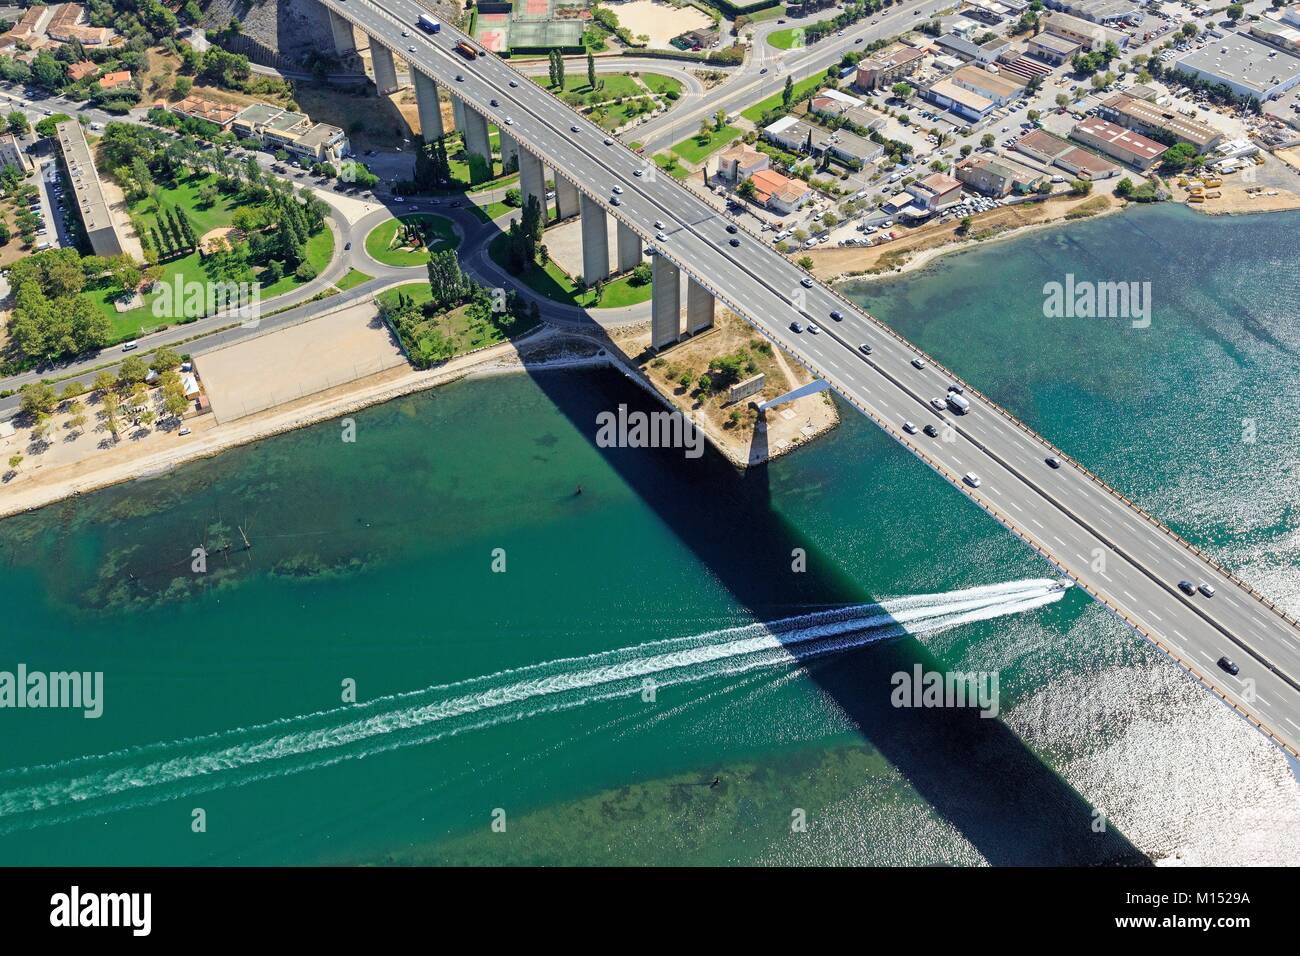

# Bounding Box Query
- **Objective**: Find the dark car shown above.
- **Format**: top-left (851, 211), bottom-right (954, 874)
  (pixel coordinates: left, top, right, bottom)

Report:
top-left (829, 309), bottom-right (843, 321)
top-left (858, 342), bottom-right (873, 355)
top-left (1177, 580), bottom-right (1196, 596)
top-left (947, 383), bottom-right (964, 395)
top-left (725, 223), bottom-right (738, 234)
top-left (923, 424), bottom-right (939, 437)
top-left (1217, 656), bottom-right (1239, 676)
top-left (1045, 456), bottom-right (1062, 469)
top-left (790, 321), bottom-right (804, 333)
top-left (489, 98), bottom-right (499, 107)
top-left (728, 237), bottom-right (740, 247)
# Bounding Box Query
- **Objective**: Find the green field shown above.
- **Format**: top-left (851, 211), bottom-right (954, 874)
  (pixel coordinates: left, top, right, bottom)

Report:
top-left (365, 214), bottom-right (459, 267)
top-left (640, 74), bottom-right (684, 97)
top-left (532, 73), bottom-right (645, 99)
top-left (653, 152), bottom-right (691, 180)
top-left (487, 234), bottom-right (652, 310)
top-left (669, 125), bottom-right (741, 164)
top-left (741, 73), bottom-right (825, 122)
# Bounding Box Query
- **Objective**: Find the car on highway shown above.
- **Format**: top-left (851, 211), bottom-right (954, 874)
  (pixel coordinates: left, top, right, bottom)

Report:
top-left (1198, 583), bottom-right (1216, 598)
top-left (807, 324), bottom-right (821, 334)
top-left (122, 341), bottom-right (138, 352)
top-left (1217, 656), bottom-right (1240, 676)
top-left (509, 79), bottom-right (519, 87)
top-left (902, 421), bottom-right (918, 435)
top-left (455, 74), bottom-right (464, 82)
top-left (654, 220), bottom-right (665, 229)
top-left (571, 125), bottom-right (580, 133)
top-left (344, 242), bottom-right (351, 251)
top-left (1177, 580), bottom-right (1196, 596)
top-left (911, 357), bottom-right (926, 369)
top-left (829, 309), bottom-right (842, 321)
top-left (760, 68), bottom-right (768, 74)
top-left (1045, 456), bottom-right (1062, 469)
top-left (963, 473), bottom-right (981, 488)
top-left (612, 185), bottom-right (623, 194)
top-left (790, 321), bottom-right (804, 333)
top-left (726, 223), bottom-right (738, 234)
top-left (858, 342), bottom-right (873, 355)
top-left (800, 277), bottom-right (813, 288)
top-left (728, 237), bottom-right (740, 247)
top-left (610, 196), bottom-right (622, 206)
top-left (603, 137), bottom-right (613, 145)
top-left (947, 383), bottom-right (964, 395)
top-left (490, 98), bottom-right (499, 107)
top-left (504, 117), bottom-right (514, 125)
top-left (929, 397), bottom-right (946, 411)
top-left (655, 231), bottom-right (667, 241)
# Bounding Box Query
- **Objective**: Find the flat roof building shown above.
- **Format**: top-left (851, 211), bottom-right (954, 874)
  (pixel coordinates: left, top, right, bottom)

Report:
top-left (956, 153), bottom-right (1046, 195)
top-left (55, 119), bottom-right (126, 257)
top-left (854, 44), bottom-right (926, 90)
top-left (1174, 31), bottom-right (1300, 101)
top-left (1070, 117), bottom-right (1167, 168)
top-left (1043, 11), bottom-right (1128, 50)
top-left (926, 77), bottom-right (997, 120)
top-left (0, 132), bottom-right (29, 172)
top-left (1098, 92), bottom-right (1223, 151)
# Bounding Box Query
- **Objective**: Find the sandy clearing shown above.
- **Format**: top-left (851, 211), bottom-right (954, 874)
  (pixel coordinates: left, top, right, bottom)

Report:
top-left (613, 0), bottom-right (712, 48)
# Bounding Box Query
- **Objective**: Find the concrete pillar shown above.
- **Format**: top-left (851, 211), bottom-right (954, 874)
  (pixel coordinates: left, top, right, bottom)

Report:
top-left (616, 221), bottom-right (641, 273)
top-left (580, 193), bottom-right (610, 284)
top-left (686, 276), bottom-right (715, 335)
top-left (555, 175), bottom-right (580, 221)
top-left (519, 148), bottom-right (548, 225)
top-left (328, 8), bottom-right (357, 56)
top-left (452, 96), bottom-right (466, 134)
top-left (499, 130), bottom-right (519, 172)
top-left (462, 106), bottom-right (492, 167)
top-left (651, 255), bottom-right (681, 350)
top-left (412, 70), bottom-right (443, 141)
top-left (371, 42), bottom-right (399, 95)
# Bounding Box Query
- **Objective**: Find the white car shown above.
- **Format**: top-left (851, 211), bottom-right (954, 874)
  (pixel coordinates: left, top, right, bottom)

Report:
top-left (903, 421), bottom-right (918, 434)
top-left (963, 473), bottom-right (982, 488)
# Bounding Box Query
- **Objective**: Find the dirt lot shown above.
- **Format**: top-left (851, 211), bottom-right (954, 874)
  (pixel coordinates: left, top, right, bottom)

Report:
top-left (805, 192), bottom-right (1121, 281)
top-left (612, 0), bottom-right (713, 48)
top-left (608, 310), bottom-right (839, 467)
top-left (194, 299), bottom-right (408, 423)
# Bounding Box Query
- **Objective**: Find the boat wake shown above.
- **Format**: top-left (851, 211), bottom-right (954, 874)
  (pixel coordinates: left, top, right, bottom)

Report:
top-left (0, 578), bottom-right (1070, 833)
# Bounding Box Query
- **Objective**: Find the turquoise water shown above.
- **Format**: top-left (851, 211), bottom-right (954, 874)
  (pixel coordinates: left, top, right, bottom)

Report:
top-left (0, 204), bottom-right (1296, 865)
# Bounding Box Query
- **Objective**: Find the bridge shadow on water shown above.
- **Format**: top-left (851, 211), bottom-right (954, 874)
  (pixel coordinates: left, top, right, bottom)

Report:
top-left (513, 354), bottom-right (1148, 866)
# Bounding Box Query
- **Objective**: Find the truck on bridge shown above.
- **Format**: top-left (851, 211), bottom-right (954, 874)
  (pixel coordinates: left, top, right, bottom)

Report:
top-left (417, 14), bottom-right (441, 33)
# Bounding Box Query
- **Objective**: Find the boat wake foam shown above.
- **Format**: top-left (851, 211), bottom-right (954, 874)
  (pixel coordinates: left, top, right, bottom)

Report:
top-left (0, 578), bottom-right (1069, 832)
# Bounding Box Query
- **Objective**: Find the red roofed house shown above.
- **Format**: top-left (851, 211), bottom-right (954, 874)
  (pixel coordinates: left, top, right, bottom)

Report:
top-left (748, 168), bottom-right (813, 214)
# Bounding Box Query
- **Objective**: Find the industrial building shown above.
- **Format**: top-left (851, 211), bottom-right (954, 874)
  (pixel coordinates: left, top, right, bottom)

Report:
top-left (1070, 117), bottom-right (1167, 169)
top-left (1173, 32), bottom-right (1300, 102)
top-left (1098, 93), bottom-right (1223, 152)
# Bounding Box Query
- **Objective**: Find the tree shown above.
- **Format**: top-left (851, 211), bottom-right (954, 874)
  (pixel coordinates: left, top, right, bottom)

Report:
top-left (6, 110), bottom-right (27, 135)
top-left (1226, 3), bottom-right (1244, 21)
top-left (93, 371), bottom-right (117, 395)
top-left (152, 347), bottom-right (182, 372)
top-left (980, 133), bottom-right (995, 149)
top-left (1161, 141), bottom-right (1197, 173)
top-left (737, 178), bottom-right (756, 200)
top-left (587, 50), bottom-right (598, 91)
top-left (118, 356), bottom-right (148, 386)
top-left (1070, 179), bottom-right (1093, 196)
top-left (19, 381), bottom-right (57, 417)
top-left (7, 454), bottom-right (21, 473)
top-left (891, 82), bottom-right (912, 100)
top-left (1115, 177), bottom-right (1134, 198)
top-left (782, 75), bottom-right (794, 109)
top-left (797, 255), bottom-right (814, 270)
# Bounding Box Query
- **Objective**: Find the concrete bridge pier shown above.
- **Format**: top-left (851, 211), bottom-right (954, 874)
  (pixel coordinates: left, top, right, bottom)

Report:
top-left (328, 8), bottom-right (357, 57)
top-left (499, 131), bottom-right (520, 172)
top-left (412, 70), bottom-right (443, 141)
top-left (616, 221), bottom-right (642, 273)
top-left (519, 149), bottom-right (548, 224)
top-left (580, 194), bottom-right (610, 284)
top-left (651, 255), bottom-right (681, 350)
top-left (555, 176), bottom-right (580, 221)
top-left (461, 107), bottom-right (493, 168)
top-left (686, 277), bottom-right (715, 335)
top-left (371, 42), bottom-right (400, 95)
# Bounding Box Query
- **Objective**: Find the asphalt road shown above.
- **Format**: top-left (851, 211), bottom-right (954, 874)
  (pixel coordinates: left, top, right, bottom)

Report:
top-left (324, 0), bottom-right (1300, 757)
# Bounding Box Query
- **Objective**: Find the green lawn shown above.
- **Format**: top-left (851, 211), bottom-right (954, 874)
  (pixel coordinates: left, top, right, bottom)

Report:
top-left (102, 173), bottom-right (337, 341)
top-left (669, 125), bottom-right (741, 165)
top-left (641, 73), bottom-right (683, 97)
top-left (365, 214), bottom-right (458, 267)
top-left (380, 282), bottom-right (540, 358)
top-left (765, 28), bottom-right (805, 50)
top-left (335, 268), bottom-right (373, 291)
top-left (741, 73), bottom-right (826, 123)
top-left (532, 73), bottom-right (644, 100)
top-left (487, 234), bottom-right (652, 310)
top-left (653, 152), bottom-right (691, 180)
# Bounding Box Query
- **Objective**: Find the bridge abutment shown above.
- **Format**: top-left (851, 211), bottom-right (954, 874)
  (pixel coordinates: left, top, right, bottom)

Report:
top-left (371, 43), bottom-right (400, 96)
top-left (327, 8), bottom-right (357, 57)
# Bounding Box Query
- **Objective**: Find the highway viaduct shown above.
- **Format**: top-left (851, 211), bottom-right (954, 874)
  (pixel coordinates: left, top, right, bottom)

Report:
top-left (315, 0), bottom-right (1300, 760)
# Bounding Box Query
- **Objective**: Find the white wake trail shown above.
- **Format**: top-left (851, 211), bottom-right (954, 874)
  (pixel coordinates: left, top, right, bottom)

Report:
top-left (0, 578), bottom-right (1067, 831)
